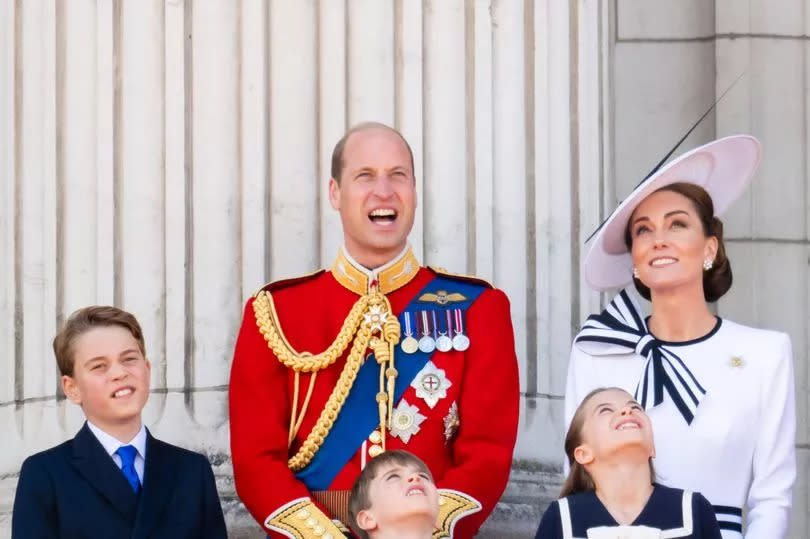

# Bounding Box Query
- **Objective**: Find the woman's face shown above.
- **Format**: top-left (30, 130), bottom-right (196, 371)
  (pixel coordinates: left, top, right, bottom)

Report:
top-left (628, 189), bottom-right (717, 295)
top-left (576, 389), bottom-right (654, 465)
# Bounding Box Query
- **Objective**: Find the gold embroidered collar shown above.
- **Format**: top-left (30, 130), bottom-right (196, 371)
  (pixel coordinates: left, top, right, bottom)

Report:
top-left (330, 245), bottom-right (420, 295)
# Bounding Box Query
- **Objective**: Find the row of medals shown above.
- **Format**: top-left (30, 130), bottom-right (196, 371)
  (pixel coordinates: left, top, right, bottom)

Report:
top-left (399, 308), bottom-right (470, 354)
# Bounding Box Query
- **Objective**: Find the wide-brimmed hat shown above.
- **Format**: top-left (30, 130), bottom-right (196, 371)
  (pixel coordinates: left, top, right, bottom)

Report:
top-left (583, 135), bottom-right (761, 291)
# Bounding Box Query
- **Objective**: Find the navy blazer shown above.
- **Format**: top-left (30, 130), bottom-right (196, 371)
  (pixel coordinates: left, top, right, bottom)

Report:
top-left (12, 422), bottom-right (227, 539)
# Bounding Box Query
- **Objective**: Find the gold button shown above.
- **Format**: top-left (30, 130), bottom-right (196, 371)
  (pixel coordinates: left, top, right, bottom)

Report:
top-left (313, 525), bottom-right (325, 535)
top-left (306, 517), bottom-right (317, 528)
top-left (369, 444), bottom-right (384, 458)
top-left (369, 430), bottom-right (382, 444)
top-left (297, 509), bottom-right (310, 519)
top-left (323, 534), bottom-right (333, 539)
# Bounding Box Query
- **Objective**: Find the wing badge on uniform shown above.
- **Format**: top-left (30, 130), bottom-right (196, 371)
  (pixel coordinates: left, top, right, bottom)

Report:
top-left (418, 290), bottom-right (467, 305)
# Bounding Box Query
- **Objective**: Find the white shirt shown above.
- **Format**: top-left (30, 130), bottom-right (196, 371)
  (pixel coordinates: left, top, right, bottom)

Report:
top-left (86, 421), bottom-right (147, 483)
top-left (566, 319), bottom-right (796, 539)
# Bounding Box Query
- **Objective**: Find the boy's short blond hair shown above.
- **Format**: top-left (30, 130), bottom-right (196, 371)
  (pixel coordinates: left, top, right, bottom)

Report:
top-left (53, 306), bottom-right (146, 376)
top-left (348, 450), bottom-right (433, 539)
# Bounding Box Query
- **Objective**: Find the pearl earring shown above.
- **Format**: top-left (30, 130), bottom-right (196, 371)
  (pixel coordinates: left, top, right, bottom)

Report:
top-left (633, 267), bottom-right (639, 279)
top-left (703, 259), bottom-right (713, 271)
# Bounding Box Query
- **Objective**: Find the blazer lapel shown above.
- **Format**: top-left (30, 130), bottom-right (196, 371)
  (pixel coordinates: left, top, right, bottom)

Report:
top-left (71, 423), bottom-right (140, 522)
top-left (132, 430), bottom-right (178, 538)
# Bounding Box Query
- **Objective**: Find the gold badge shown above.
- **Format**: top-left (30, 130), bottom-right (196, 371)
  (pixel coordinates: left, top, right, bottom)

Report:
top-left (418, 290), bottom-right (467, 305)
top-left (443, 401), bottom-right (460, 444)
top-left (730, 356), bottom-right (744, 368)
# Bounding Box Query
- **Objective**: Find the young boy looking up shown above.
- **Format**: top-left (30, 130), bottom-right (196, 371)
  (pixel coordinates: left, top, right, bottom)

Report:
top-left (12, 306), bottom-right (227, 538)
top-left (349, 450), bottom-right (439, 539)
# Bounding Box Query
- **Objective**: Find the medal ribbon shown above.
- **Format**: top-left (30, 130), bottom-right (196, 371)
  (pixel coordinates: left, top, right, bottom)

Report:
top-left (403, 311), bottom-right (413, 337)
top-left (420, 310), bottom-right (431, 337)
top-left (453, 308), bottom-right (465, 336)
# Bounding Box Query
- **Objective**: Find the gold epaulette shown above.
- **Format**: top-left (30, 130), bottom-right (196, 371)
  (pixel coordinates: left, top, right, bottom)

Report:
top-left (253, 269), bottom-right (326, 298)
top-left (265, 498), bottom-right (346, 539)
top-left (428, 266), bottom-right (493, 289)
top-left (433, 489), bottom-right (482, 538)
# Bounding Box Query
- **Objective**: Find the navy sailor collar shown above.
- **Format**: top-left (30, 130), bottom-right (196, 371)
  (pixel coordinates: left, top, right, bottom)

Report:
top-left (559, 485), bottom-right (696, 538)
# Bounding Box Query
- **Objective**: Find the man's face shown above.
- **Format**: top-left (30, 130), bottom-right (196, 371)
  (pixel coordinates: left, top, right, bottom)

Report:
top-left (62, 326), bottom-right (151, 439)
top-left (357, 461), bottom-right (439, 534)
top-left (329, 127), bottom-right (417, 268)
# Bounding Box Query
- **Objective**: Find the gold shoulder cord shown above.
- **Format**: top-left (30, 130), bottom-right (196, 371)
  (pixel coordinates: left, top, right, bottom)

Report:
top-left (253, 287), bottom-right (400, 472)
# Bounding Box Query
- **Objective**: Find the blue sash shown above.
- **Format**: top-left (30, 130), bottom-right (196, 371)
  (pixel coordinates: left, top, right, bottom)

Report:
top-left (295, 276), bottom-right (486, 490)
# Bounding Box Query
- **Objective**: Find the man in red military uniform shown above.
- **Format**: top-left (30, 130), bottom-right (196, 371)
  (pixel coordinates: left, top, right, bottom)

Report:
top-left (229, 123), bottom-right (519, 538)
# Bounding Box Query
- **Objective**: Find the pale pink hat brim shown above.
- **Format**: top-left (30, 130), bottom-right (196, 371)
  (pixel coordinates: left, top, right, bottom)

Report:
top-left (584, 135), bottom-right (761, 291)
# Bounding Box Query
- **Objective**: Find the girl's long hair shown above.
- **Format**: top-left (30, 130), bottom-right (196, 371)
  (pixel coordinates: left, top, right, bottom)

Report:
top-left (560, 387), bottom-right (655, 497)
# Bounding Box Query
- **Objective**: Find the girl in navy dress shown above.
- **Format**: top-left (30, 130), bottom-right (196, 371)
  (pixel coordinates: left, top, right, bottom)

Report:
top-left (535, 387), bottom-right (720, 539)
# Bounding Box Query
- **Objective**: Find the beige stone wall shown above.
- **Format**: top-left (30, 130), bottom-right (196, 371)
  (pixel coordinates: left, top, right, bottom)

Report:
top-left (0, 1), bottom-right (806, 537)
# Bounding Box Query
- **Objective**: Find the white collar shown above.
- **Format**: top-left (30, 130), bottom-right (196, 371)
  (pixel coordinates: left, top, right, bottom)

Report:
top-left (87, 420), bottom-right (148, 460)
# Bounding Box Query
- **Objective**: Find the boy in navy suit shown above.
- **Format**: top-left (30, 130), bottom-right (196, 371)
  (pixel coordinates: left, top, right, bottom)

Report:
top-left (12, 306), bottom-right (227, 538)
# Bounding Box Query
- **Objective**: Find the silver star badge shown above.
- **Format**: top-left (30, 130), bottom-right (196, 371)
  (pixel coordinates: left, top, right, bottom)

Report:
top-left (410, 361), bottom-right (452, 409)
top-left (363, 305), bottom-right (388, 333)
top-left (390, 399), bottom-right (426, 443)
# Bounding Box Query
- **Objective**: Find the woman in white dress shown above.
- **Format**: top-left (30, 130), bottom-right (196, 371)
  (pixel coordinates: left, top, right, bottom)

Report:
top-left (566, 135), bottom-right (796, 538)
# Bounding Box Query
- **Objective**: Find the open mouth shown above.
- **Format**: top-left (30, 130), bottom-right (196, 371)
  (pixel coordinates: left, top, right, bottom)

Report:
top-left (368, 208), bottom-right (398, 225)
top-left (112, 387), bottom-right (135, 399)
top-left (406, 487), bottom-right (426, 497)
top-left (615, 418), bottom-right (641, 431)
top-left (649, 257), bottom-right (677, 267)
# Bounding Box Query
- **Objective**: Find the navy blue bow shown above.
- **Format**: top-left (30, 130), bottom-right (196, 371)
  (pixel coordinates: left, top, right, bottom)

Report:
top-left (574, 289), bottom-right (706, 424)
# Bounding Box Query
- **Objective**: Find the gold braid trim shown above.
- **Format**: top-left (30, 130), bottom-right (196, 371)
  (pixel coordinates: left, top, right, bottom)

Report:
top-left (253, 288), bottom-right (400, 472)
top-left (433, 489), bottom-right (482, 539)
top-left (287, 321), bottom-right (372, 471)
top-left (253, 290), bottom-right (370, 373)
top-left (265, 499), bottom-right (345, 539)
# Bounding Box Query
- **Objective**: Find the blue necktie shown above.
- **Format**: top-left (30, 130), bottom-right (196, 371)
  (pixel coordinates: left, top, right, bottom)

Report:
top-left (116, 445), bottom-right (141, 494)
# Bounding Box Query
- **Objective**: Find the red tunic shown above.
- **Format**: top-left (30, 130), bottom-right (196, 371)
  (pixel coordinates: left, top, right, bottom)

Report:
top-left (229, 261), bottom-right (519, 537)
